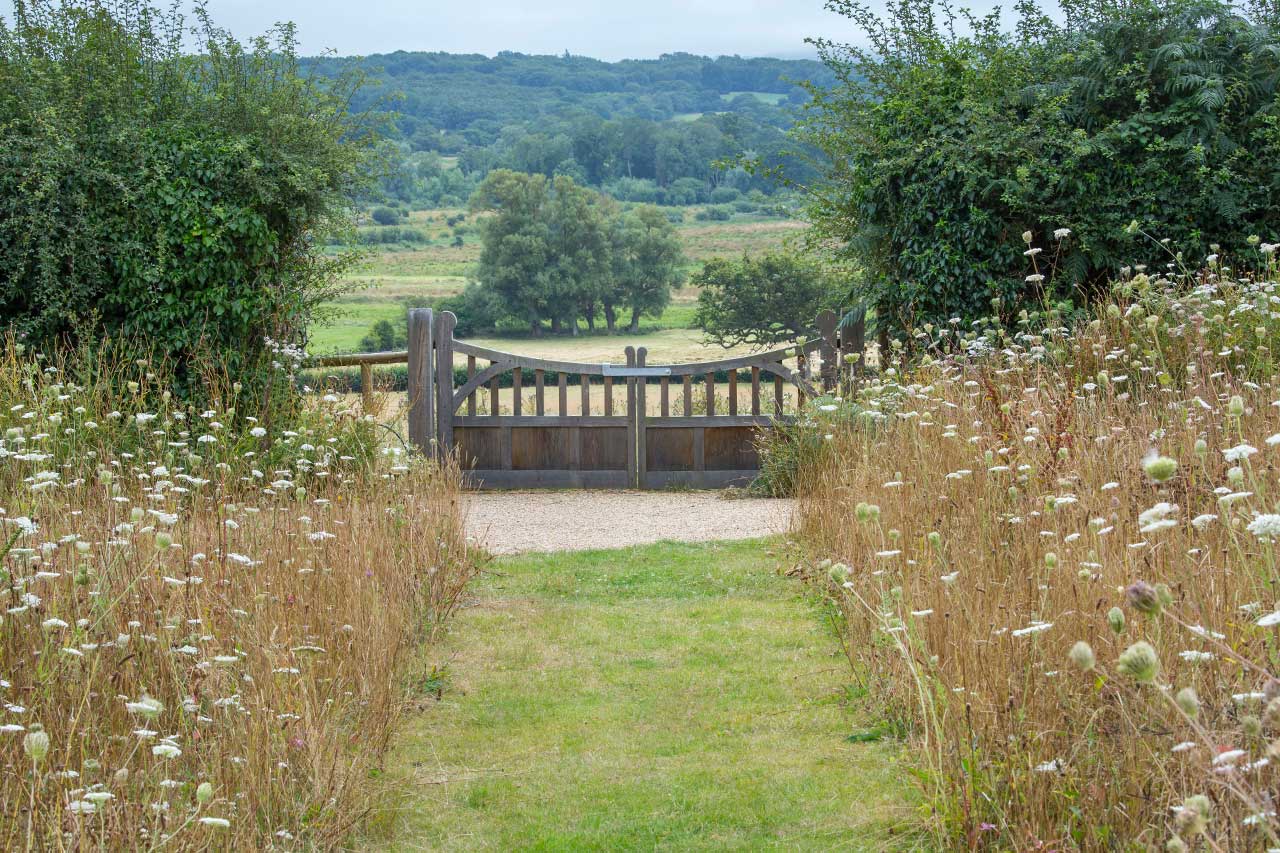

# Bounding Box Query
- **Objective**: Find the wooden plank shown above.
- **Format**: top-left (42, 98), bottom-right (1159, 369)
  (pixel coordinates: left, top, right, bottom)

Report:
top-left (728, 370), bottom-right (737, 416)
top-left (642, 470), bottom-right (758, 490)
top-left (453, 415), bottom-right (628, 428)
top-left (500, 425), bottom-right (513, 470)
top-left (312, 350), bottom-right (408, 368)
top-left (512, 366), bottom-right (522, 417)
top-left (751, 366), bottom-right (761, 416)
top-left (642, 415), bottom-right (776, 428)
top-left (569, 425), bottom-right (581, 470)
top-left (434, 311), bottom-right (456, 454)
top-left (693, 427), bottom-right (705, 472)
top-left (558, 372), bottom-right (568, 416)
top-left (466, 355), bottom-right (477, 416)
top-left (705, 373), bottom-right (715, 417)
top-left (604, 376), bottom-right (613, 417)
top-left (406, 308), bottom-right (434, 454)
top-left (774, 375), bottom-right (784, 416)
top-left (489, 365), bottom-right (500, 417)
top-left (463, 469), bottom-right (632, 490)
top-left (580, 374), bottom-right (590, 416)
top-left (535, 369), bottom-right (545, 416)
top-left (660, 377), bottom-right (670, 417)
top-left (644, 426), bottom-right (694, 471)
top-left (683, 376), bottom-right (692, 416)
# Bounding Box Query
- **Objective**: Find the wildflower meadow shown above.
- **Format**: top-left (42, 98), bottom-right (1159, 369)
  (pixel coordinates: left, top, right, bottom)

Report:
top-left (0, 341), bottom-right (475, 848)
top-left (795, 236), bottom-right (1280, 848)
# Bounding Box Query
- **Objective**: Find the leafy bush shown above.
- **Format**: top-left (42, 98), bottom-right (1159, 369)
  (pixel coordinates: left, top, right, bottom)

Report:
top-left (0, 1), bottom-right (376, 402)
top-left (708, 186), bottom-right (740, 204)
top-left (369, 205), bottom-right (402, 225)
top-left (694, 205), bottom-right (732, 221)
top-left (797, 0), bottom-right (1280, 340)
top-left (693, 252), bottom-right (843, 347)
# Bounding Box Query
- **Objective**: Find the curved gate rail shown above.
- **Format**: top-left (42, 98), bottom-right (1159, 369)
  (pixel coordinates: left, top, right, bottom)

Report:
top-left (313, 307), bottom-right (866, 489)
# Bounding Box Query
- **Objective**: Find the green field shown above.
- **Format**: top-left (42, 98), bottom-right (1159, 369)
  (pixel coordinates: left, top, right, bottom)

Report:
top-left (310, 206), bottom-right (805, 356)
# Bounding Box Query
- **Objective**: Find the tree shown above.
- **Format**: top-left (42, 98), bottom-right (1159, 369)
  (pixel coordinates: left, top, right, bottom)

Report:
top-left (611, 206), bottom-right (685, 332)
top-left (470, 170), bottom-right (553, 333)
top-left (0, 0), bottom-right (376, 402)
top-left (795, 0), bottom-right (1280, 340)
top-left (693, 253), bottom-right (841, 348)
top-left (470, 170), bottom-right (613, 335)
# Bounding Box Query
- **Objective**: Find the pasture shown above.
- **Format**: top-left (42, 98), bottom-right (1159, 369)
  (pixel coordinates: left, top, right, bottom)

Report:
top-left (310, 206), bottom-right (805, 356)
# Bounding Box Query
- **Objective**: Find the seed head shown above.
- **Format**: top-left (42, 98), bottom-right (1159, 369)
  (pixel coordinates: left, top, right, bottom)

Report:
top-left (1175, 686), bottom-right (1200, 718)
top-left (1143, 454), bottom-right (1178, 483)
top-left (1229, 395), bottom-right (1245, 417)
top-left (23, 725), bottom-right (50, 763)
top-left (196, 782), bottom-right (214, 804)
top-left (1068, 641), bottom-right (1095, 671)
top-left (1107, 606), bottom-right (1126, 634)
top-left (1126, 581), bottom-right (1162, 616)
top-left (1117, 641), bottom-right (1160, 683)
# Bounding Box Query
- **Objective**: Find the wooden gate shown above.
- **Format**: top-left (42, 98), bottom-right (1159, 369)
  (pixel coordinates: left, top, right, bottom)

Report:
top-left (389, 308), bottom-right (864, 490)
top-left (315, 309), bottom-right (864, 489)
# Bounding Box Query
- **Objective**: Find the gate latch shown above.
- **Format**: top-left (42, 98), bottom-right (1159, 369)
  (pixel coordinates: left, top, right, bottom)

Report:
top-left (601, 364), bottom-right (672, 377)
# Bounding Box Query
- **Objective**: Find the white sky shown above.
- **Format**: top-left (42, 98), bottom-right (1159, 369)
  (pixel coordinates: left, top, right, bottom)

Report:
top-left (3, 0), bottom-right (1016, 60)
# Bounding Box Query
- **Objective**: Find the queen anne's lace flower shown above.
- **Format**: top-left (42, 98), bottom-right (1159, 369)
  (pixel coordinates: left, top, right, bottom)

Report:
top-left (1247, 513), bottom-right (1280, 542)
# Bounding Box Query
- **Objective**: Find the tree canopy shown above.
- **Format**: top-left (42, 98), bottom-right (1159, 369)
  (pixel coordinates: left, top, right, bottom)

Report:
top-left (693, 253), bottom-right (843, 348)
top-left (0, 0), bottom-right (377, 396)
top-left (794, 0), bottom-right (1280, 340)
top-left (468, 170), bottom-right (685, 335)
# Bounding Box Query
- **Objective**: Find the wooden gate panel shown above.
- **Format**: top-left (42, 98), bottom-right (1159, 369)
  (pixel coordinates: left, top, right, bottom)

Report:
top-left (511, 426), bottom-right (572, 470)
top-left (646, 427), bottom-right (695, 471)
top-left (580, 425), bottom-right (628, 470)
top-left (454, 426), bottom-right (502, 470)
top-left (703, 426), bottom-right (759, 471)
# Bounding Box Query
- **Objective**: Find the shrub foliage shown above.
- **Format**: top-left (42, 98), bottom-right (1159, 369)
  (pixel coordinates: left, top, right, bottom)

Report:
top-left (0, 0), bottom-right (377, 393)
top-left (796, 0), bottom-right (1280, 339)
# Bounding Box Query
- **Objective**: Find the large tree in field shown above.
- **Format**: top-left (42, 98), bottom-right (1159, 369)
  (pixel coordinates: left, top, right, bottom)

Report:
top-left (0, 0), bottom-right (377, 400)
top-left (693, 252), bottom-right (842, 348)
top-left (610, 205), bottom-right (685, 333)
top-left (470, 169), bottom-right (613, 335)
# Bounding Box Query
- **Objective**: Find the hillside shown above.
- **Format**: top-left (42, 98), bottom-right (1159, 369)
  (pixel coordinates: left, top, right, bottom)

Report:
top-left (305, 52), bottom-right (832, 207)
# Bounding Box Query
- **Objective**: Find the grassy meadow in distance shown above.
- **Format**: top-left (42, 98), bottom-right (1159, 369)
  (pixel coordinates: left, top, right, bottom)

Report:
top-left (310, 206), bottom-right (805, 357)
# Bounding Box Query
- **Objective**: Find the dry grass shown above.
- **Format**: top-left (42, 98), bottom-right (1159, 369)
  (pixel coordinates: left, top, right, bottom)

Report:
top-left (795, 250), bottom-right (1280, 848)
top-left (0, 342), bottom-right (477, 848)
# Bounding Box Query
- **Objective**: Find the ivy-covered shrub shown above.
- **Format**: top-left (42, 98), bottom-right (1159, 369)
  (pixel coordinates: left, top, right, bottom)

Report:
top-left (797, 0), bottom-right (1280, 340)
top-left (0, 1), bottom-right (378, 404)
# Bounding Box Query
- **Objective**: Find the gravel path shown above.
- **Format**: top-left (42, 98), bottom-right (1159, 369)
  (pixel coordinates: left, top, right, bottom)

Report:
top-left (464, 490), bottom-right (794, 554)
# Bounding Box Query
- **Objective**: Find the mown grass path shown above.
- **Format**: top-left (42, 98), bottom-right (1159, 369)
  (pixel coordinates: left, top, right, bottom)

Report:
top-left (375, 539), bottom-right (909, 850)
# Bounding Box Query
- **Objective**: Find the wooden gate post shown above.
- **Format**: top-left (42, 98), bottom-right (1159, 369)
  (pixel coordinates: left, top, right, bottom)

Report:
top-left (407, 308), bottom-right (435, 454)
top-left (816, 310), bottom-right (838, 393)
top-left (624, 346), bottom-right (637, 489)
top-left (434, 311), bottom-right (457, 455)
top-left (635, 348), bottom-right (648, 489)
top-left (840, 307), bottom-right (867, 392)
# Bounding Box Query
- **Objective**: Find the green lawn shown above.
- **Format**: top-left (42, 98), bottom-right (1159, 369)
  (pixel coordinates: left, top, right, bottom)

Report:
top-left (367, 539), bottom-right (916, 851)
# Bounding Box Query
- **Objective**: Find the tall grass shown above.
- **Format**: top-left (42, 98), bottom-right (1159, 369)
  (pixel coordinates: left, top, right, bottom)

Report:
top-left (797, 243), bottom-right (1280, 848)
top-left (0, 340), bottom-right (476, 848)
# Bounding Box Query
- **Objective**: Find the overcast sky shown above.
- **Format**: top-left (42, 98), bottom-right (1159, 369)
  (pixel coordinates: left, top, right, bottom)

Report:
top-left (0, 0), bottom-right (862, 59)
top-left (2, 0), bottom-right (1025, 60)
top-left (195, 0), bottom-right (853, 59)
